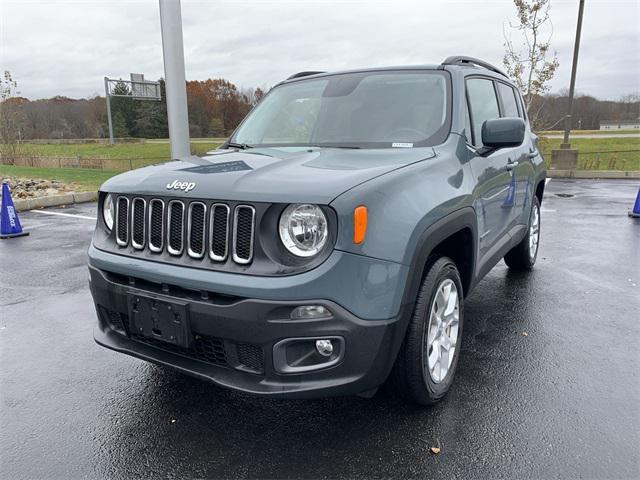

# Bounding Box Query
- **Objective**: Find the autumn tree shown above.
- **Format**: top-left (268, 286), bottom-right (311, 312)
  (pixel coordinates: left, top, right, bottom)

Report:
top-left (0, 71), bottom-right (25, 163)
top-left (186, 79), bottom-right (255, 137)
top-left (503, 0), bottom-right (559, 128)
top-left (253, 87), bottom-right (265, 105)
top-left (3, 76), bottom-right (263, 141)
top-left (242, 86), bottom-right (266, 107)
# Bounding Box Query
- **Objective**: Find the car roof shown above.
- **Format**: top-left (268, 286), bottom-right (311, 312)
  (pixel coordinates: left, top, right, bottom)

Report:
top-left (281, 62), bottom-right (514, 88)
top-left (280, 65), bottom-right (443, 85)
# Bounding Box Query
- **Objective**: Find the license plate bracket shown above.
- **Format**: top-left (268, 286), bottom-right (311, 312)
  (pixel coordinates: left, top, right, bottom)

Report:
top-left (127, 292), bottom-right (192, 348)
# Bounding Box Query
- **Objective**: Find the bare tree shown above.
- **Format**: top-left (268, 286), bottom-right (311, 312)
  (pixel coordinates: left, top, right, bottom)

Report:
top-left (503, 0), bottom-right (560, 128)
top-left (0, 71), bottom-right (25, 163)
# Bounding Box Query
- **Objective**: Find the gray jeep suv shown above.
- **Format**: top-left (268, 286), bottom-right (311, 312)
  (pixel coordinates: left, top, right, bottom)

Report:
top-left (89, 56), bottom-right (546, 404)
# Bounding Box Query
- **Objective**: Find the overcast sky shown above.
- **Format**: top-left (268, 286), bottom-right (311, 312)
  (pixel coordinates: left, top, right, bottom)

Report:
top-left (1, 0), bottom-right (639, 100)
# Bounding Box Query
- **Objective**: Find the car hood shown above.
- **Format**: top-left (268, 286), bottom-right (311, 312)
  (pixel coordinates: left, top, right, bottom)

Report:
top-left (100, 146), bottom-right (436, 204)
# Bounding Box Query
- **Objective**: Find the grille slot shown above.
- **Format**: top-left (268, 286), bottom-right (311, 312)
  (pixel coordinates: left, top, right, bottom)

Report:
top-left (167, 200), bottom-right (185, 255)
top-left (188, 202), bottom-right (206, 258)
top-left (131, 198), bottom-right (146, 249)
top-left (116, 197), bottom-right (129, 246)
top-left (233, 205), bottom-right (255, 264)
top-left (148, 199), bottom-right (164, 252)
top-left (209, 203), bottom-right (230, 261)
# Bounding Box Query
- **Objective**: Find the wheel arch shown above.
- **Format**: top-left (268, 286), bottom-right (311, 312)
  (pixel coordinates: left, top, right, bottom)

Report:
top-left (383, 207), bottom-right (477, 394)
top-left (401, 207), bottom-right (478, 309)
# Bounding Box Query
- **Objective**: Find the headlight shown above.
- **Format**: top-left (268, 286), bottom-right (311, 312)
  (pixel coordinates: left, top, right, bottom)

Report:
top-left (103, 193), bottom-right (114, 231)
top-left (278, 204), bottom-right (328, 257)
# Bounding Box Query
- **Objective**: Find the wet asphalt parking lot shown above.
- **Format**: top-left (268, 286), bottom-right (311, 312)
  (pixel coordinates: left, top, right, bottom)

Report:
top-left (1, 179), bottom-right (639, 479)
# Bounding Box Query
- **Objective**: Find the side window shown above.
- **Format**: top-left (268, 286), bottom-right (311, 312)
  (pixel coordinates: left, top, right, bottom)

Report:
top-left (517, 91), bottom-right (528, 120)
top-left (497, 82), bottom-right (520, 118)
top-left (466, 78), bottom-right (500, 147)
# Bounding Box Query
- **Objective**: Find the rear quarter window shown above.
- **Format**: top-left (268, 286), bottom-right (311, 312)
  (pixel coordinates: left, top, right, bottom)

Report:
top-left (497, 82), bottom-right (520, 118)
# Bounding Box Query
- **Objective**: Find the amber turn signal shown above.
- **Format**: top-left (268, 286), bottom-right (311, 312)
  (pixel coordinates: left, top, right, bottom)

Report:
top-left (353, 206), bottom-right (367, 244)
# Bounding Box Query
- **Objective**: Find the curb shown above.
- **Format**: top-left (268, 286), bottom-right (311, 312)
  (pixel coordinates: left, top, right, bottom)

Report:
top-left (12, 191), bottom-right (97, 212)
top-left (547, 170), bottom-right (640, 179)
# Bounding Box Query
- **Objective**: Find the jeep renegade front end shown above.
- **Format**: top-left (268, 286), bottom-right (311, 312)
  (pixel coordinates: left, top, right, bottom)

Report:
top-left (89, 57), bottom-right (546, 404)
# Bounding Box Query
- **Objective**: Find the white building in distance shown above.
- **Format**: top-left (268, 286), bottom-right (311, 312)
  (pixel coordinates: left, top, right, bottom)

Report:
top-left (599, 118), bottom-right (640, 130)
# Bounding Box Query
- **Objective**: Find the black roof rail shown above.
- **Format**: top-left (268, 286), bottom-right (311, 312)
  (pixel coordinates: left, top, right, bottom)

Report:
top-left (286, 71), bottom-right (325, 80)
top-left (441, 56), bottom-right (508, 78)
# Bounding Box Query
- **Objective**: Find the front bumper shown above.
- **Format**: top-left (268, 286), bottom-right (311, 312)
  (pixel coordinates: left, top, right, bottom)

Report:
top-left (89, 265), bottom-right (409, 398)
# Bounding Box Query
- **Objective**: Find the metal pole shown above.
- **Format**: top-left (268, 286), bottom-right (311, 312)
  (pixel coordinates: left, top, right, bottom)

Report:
top-left (104, 77), bottom-right (114, 145)
top-left (561, 0), bottom-right (585, 148)
top-left (159, 0), bottom-right (191, 159)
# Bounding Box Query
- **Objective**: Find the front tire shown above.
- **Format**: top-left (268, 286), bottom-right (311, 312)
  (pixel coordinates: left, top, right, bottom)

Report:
top-left (504, 196), bottom-right (541, 270)
top-left (390, 257), bottom-right (464, 405)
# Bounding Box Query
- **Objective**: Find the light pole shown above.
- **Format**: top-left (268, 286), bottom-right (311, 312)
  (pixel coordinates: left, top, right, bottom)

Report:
top-left (104, 77), bottom-right (114, 145)
top-left (561, 0), bottom-right (585, 148)
top-left (159, 0), bottom-right (191, 159)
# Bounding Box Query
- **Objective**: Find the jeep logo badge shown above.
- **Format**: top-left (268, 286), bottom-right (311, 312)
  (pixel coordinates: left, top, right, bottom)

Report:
top-left (166, 180), bottom-right (196, 192)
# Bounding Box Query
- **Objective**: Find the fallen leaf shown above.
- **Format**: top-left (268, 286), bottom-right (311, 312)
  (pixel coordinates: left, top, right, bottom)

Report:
top-left (521, 331), bottom-right (529, 336)
top-left (430, 447), bottom-right (441, 454)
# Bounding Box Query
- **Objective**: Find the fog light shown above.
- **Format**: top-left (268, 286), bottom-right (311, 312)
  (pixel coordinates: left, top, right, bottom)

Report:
top-left (273, 336), bottom-right (344, 373)
top-left (315, 339), bottom-right (334, 357)
top-left (290, 305), bottom-right (332, 320)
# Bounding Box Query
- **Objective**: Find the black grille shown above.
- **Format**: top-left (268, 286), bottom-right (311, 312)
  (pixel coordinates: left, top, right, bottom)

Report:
top-left (116, 197), bottom-right (128, 245)
top-left (113, 196), bottom-right (255, 265)
top-left (210, 204), bottom-right (229, 261)
top-left (131, 333), bottom-right (228, 367)
top-left (168, 201), bottom-right (184, 255)
top-left (188, 202), bottom-right (206, 258)
top-left (131, 198), bottom-right (145, 248)
top-left (233, 206), bottom-right (254, 263)
top-left (237, 343), bottom-right (264, 373)
top-left (149, 200), bottom-right (164, 251)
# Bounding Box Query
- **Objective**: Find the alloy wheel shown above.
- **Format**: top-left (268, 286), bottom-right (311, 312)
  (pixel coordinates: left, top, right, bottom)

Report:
top-left (529, 204), bottom-right (540, 260)
top-left (424, 279), bottom-right (459, 383)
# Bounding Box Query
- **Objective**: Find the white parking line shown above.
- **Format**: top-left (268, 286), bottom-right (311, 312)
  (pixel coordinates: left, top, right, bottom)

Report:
top-left (31, 210), bottom-right (96, 221)
top-left (24, 222), bottom-right (57, 229)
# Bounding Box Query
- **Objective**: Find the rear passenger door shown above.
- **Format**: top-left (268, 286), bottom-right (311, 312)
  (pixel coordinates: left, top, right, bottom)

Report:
top-left (465, 77), bottom-right (515, 266)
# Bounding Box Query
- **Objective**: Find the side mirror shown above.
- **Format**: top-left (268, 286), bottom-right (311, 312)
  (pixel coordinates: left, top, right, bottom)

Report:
top-left (480, 118), bottom-right (525, 155)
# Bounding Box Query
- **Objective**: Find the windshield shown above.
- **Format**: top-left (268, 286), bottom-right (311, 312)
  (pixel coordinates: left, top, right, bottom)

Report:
top-left (231, 70), bottom-right (450, 149)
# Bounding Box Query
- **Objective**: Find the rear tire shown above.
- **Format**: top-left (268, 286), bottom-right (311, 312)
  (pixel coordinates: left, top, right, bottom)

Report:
top-left (504, 196), bottom-right (541, 270)
top-left (390, 256), bottom-right (464, 405)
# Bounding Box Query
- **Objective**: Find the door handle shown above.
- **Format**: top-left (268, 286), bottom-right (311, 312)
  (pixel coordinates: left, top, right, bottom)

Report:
top-left (506, 160), bottom-right (519, 171)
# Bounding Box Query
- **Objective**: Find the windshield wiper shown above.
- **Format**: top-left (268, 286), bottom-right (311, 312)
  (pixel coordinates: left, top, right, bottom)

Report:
top-left (309, 144), bottom-right (361, 149)
top-left (227, 141), bottom-right (253, 150)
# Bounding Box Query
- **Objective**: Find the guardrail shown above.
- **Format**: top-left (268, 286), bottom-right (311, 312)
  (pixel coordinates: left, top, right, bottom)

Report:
top-left (540, 149), bottom-right (640, 171)
top-left (1, 155), bottom-right (172, 172)
top-left (2, 148), bottom-right (639, 173)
